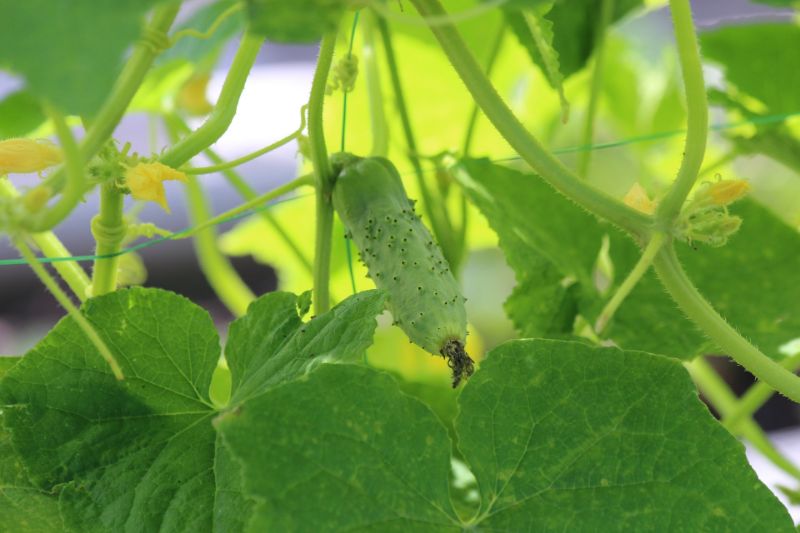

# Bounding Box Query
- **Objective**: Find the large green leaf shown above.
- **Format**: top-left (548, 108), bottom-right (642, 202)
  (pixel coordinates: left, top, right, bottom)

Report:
top-left (701, 24), bottom-right (800, 114)
top-left (246, 0), bottom-right (352, 43)
top-left (0, 0), bottom-right (163, 116)
top-left (0, 287), bottom-right (385, 531)
top-left (218, 339), bottom-right (793, 530)
top-left (0, 356), bottom-right (63, 532)
top-left (457, 158), bottom-right (800, 360)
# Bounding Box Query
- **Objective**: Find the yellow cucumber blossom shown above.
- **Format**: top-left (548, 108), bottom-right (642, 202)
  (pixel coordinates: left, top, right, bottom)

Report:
top-left (125, 162), bottom-right (187, 213)
top-left (623, 183), bottom-right (656, 215)
top-left (0, 138), bottom-right (62, 174)
top-left (176, 73), bottom-right (214, 116)
top-left (692, 179), bottom-right (750, 209)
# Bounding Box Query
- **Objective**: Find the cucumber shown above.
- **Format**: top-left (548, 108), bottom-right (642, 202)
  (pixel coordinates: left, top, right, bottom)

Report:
top-left (332, 154), bottom-right (473, 387)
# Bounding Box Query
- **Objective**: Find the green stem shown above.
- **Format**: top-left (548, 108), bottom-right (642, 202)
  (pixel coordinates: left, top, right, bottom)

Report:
top-left (31, 105), bottom-right (86, 232)
top-left (408, 0), bottom-right (652, 236)
top-left (687, 357), bottom-right (800, 481)
top-left (723, 352), bottom-right (800, 433)
top-left (174, 174), bottom-right (313, 241)
top-left (654, 0), bottom-right (708, 225)
top-left (90, 183), bottom-right (126, 296)
top-left (594, 232), bottom-right (665, 334)
top-left (160, 33), bottom-right (264, 168)
top-left (375, 14), bottom-right (456, 259)
top-left (362, 10), bottom-right (389, 157)
top-left (38, 4), bottom-right (180, 199)
top-left (462, 22), bottom-right (505, 156)
top-left (184, 105), bottom-right (307, 175)
top-left (0, 179), bottom-right (91, 301)
top-left (578, 0), bottom-right (615, 180)
top-left (16, 238), bottom-right (123, 379)
top-left (184, 177), bottom-right (255, 317)
top-left (653, 244), bottom-right (800, 403)
top-left (308, 29), bottom-right (339, 315)
top-left (167, 114), bottom-right (314, 275)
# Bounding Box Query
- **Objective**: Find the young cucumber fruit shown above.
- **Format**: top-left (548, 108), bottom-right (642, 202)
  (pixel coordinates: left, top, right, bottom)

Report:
top-left (331, 153), bottom-right (474, 386)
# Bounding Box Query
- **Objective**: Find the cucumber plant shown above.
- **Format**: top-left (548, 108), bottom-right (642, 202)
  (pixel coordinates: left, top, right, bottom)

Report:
top-left (1, 0), bottom-right (800, 531)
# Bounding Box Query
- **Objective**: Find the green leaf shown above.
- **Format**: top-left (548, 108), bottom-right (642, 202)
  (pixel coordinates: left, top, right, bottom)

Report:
top-left (0, 91), bottom-right (45, 139)
top-left (1, 356), bottom-right (64, 532)
top-left (218, 339), bottom-right (793, 530)
top-left (0, 287), bottom-right (385, 531)
top-left (701, 23), bottom-right (800, 114)
top-left (246, 0), bottom-right (351, 43)
top-left (0, 0), bottom-right (162, 116)
top-left (533, 0), bottom-right (644, 78)
top-left (217, 364), bottom-right (461, 531)
top-left (504, 3), bottom-right (570, 121)
top-left (457, 158), bottom-right (800, 361)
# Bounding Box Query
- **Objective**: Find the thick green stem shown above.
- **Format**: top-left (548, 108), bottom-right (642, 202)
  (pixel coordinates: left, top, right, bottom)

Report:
top-left (375, 14), bottom-right (456, 259)
top-left (462, 22), bottom-right (505, 156)
top-left (723, 352), bottom-right (800, 433)
top-left (687, 357), bottom-right (800, 482)
top-left (595, 232), bottom-right (665, 334)
top-left (408, 0), bottom-right (651, 236)
top-left (578, 0), bottom-right (615, 179)
top-left (184, 177), bottom-right (255, 317)
top-left (38, 4), bottom-right (180, 200)
top-left (16, 238), bottom-right (123, 379)
top-left (653, 244), bottom-right (800, 403)
top-left (309, 29), bottom-right (339, 315)
top-left (0, 179), bottom-right (91, 301)
top-left (160, 33), bottom-right (264, 168)
top-left (654, 0), bottom-right (708, 225)
top-left (90, 183), bottom-right (126, 296)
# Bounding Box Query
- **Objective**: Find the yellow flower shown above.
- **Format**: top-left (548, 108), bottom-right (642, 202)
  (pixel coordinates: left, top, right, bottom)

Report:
top-left (125, 162), bottom-right (187, 213)
top-left (707, 179), bottom-right (750, 206)
top-left (176, 73), bottom-right (213, 116)
top-left (623, 183), bottom-right (656, 214)
top-left (0, 138), bottom-right (62, 174)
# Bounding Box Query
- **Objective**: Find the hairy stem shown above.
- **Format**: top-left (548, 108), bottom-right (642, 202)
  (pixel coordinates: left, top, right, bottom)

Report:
top-left (655, 0), bottom-right (708, 224)
top-left (309, 29), bottom-right (339, 315)
top-left (653, 244), bottom-right (800, 403)
top-left (595, 232), bottom-right (665, 334)
top-left (723, 352), bottom-right (800, 433)
top-left (578, 0), bottom-right (615, 179)
top-left (90, 183), bottom-right (126, 296)
top-left (408, 0), bottom-right (652, 236)
top-left (687, 357), bottom-right (800, 482)
top-left (160, 33), bottom-right (264, 168)
top-left (16, 238), bottom-right (123, 379)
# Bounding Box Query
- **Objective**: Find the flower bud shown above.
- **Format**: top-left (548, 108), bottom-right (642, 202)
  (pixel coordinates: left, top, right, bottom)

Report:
top-left (0, 138), bottom-right (62, 174)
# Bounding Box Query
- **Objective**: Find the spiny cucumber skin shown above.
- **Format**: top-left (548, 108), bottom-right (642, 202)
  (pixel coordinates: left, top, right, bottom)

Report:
top-left (332, 156), bottom-right (467, 356)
